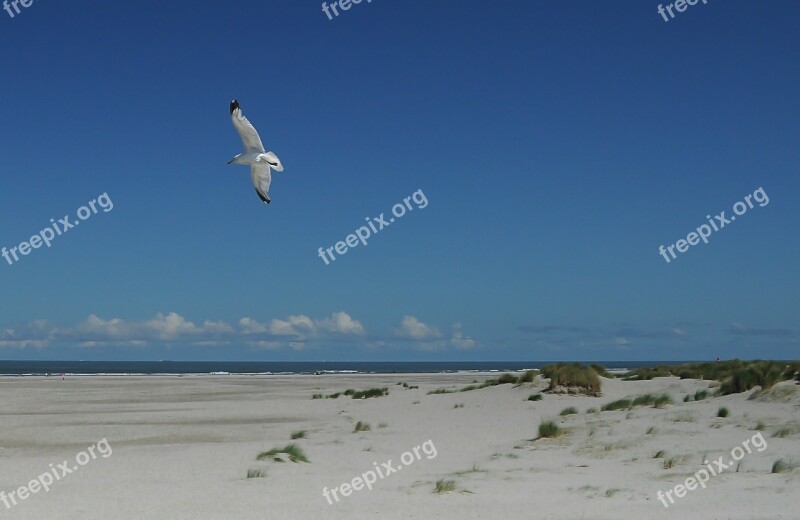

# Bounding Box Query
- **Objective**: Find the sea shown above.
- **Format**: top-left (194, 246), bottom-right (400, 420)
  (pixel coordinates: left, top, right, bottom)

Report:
top-left (0, 360), bottom-right (695, 376)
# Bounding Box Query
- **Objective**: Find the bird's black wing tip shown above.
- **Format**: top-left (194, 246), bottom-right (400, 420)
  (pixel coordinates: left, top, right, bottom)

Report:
top-left (230, 99), bottom-right (240, 115)
top-left (255, 189), bottom-right (271, 205)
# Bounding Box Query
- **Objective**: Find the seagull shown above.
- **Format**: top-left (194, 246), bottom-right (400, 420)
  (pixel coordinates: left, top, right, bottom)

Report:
top-left (227, 99), bottom-right (284, 204)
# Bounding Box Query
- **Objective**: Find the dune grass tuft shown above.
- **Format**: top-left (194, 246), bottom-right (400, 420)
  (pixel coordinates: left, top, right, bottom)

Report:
top-left (435, 479), bottom-right (456, 494)
top-left (538, 420), bottom-right (562, 439)
top-left (354, 421), bottom-right (371, 433)
top-left (497, 373), bottom-right (518, 385)
top-left (541, 363), bottom-right (602, 395)
top-left (771, 459), bottom-right (794, 473)
top-left (428, 388), bottom-right (455, 395)
top-left (257, 444), bottom-right (309, 463)
top-left (516, 370), bottom-right (538, 383)
top-left (560, 406), bottom-right (578, 416)
top-left (246, 468), bottom-right (267, 478)
top-left (290, 430), bottom-right (307, 440)
top-left (602, 399), bottom-right (632, 412)
top-left (773, 427), bottom-right (792, 438)
top-left (528, 393), bottom-right (542, 401)
top-left (621, 360), bottom-right (800, 395)
top-left (351, 388), bottom-right (389, 399)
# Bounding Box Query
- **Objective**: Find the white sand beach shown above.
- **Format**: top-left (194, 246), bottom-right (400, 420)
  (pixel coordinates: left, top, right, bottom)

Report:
top-left (0, 373), bottom-right (798, 519)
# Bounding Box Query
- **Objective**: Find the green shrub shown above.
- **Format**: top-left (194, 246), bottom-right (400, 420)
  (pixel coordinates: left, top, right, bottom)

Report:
top-left (497, 373), bottom-right (517, 384)
top-left (517, 370), bottom-right (538, 383)
top-left (257, 444), bottom-right (308, 463)
top-left (560, 406), bottom-right (578, 416)
top-left (773, 428), bottom-right (791, 438)
top-left (435, 480), bottom-right (456, 494)
top-left (541, 364), bottom-right (602, 395)
top-left (351, 388), bottom-right (389, 399)
top-left (602, 399), bottom-right (632, 412)
top-left (538, 420), bottom-right (561, 438)
top-left (632, 395), bottom-right (656, 407)
top-left (653, 395), bottom-right (672, 408)
top-left (528, 394), bottom-right (542, 401)
top-left (772, 460), bottom-right (793, 473)
top-left (620, 360), bottom-right (800, 393)
top-left (717, 407), bottom-right (729, 418)
top-left (428, 388), bottom-right (454, 395)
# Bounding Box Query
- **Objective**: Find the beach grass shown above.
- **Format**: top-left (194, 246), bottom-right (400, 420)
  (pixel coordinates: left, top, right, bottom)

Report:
top-left (354, 421), bottom-right (371, 433)
top-left (351, 388), bottom-right (389, 399)
top-left (538, 420), bottom-right (562, 439)
top-left (435, 479), bottom-right (456, 494)
top-left (541, 364), bottom-right (602, 395)
top-left (621, 360), bottom-right (800, 395)
top-left (257, 444), bottom-right (309, 463)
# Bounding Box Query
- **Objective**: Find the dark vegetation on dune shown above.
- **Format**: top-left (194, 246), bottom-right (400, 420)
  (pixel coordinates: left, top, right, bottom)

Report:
top-left (620, 360), bottom-right (800, 395)
top-left (541, 364), bottom-right (602, 395)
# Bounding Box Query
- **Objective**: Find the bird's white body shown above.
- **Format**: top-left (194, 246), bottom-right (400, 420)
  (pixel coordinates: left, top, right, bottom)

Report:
top-left (227, 100), bottom-right (284, 205)
top-left (230, 152), bottom-right (277, 167)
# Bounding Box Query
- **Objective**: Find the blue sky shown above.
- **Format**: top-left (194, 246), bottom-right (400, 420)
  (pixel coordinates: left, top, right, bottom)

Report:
top-left (0, 0), bottom-right (798, 361)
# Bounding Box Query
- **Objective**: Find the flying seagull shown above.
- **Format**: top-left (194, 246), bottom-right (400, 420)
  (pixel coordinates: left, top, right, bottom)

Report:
top-left (227, 99), bottom-right (284, 204)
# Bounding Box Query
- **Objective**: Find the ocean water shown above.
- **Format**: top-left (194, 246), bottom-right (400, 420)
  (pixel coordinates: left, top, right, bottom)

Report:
top-left (0, 360), bottom-right (694, 376)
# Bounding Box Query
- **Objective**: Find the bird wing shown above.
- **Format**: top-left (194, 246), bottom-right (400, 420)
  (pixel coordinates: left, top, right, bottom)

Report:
top-left (251, 163), bottom-right (272, 204)
top-left (262, 151), bottom-right (284, 172)
top-left (231, 103), bottom-right (265, 154)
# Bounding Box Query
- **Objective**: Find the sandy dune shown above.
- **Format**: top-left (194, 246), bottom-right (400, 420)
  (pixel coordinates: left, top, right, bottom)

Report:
top-left (0, 373), bottom-right (797, 519)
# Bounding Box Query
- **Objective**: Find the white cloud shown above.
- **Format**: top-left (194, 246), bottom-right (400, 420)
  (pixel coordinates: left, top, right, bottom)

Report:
top-left (269, 315), bottom-right (316, 336)
top-left (395, 316), bottom-right (442, 340)
top-left (238, 317), bottom-right (267, 334)
top-left (0, 311), bottom-right (478, 352)
top-left (319, 311), bottom-right (365, 335)
top-left (451, 322), bottom-right (476, 349)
